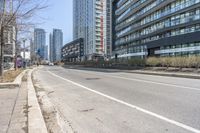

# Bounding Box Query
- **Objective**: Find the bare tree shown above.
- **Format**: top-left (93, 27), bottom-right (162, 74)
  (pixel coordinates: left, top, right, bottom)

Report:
top-left (0, 0), bottom-right (48, 76)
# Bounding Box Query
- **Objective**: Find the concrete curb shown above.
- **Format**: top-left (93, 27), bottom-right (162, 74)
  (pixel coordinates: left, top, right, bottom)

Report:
top-left (28, 69), bottom-right (48, 133)
top-left (0, 70), bottom-right (28, 88)
top-left (63, 66), bottom-right (200, 79)
top-left (127, 70), bottom-right (200, 79)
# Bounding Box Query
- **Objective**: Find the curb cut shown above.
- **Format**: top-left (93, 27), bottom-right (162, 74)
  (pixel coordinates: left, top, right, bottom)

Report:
top-left (0, 70), bottom-right (28, 89)
top-left (27, 69), bottom-right (48, 133)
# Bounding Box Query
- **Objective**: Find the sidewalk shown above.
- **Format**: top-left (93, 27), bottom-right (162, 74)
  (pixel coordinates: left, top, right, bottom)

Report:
top-left (0, 68), bottom-right (47, 133)
top-left (0, 74), bottom-right (28, 133)
top-left (0, 87), bottom-right (19, 133)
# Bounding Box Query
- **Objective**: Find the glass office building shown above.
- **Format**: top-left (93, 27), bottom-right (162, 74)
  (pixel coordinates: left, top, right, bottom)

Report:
top-left (112, 0), bottom-right (200, 58)
top-left (49, 33), bottom-right (53, 62)
top-left (34, 28), bottom-right (46, 59)
top-left (0, 0), bottom-right (3, 11)
top-left (52, 29), bottom-right (63, 62)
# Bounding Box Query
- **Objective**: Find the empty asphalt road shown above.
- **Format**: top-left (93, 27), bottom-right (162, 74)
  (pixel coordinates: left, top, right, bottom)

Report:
top-left (33, 66), bottom-right (200, 133)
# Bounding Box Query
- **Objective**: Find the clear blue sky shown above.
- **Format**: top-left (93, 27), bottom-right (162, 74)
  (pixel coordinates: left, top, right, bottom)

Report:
top-left (34, 0), bottom-right (73, 45)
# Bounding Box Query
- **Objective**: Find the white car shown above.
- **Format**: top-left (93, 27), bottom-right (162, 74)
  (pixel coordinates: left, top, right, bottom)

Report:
top-left (48, 63), bottom-right (54, 66)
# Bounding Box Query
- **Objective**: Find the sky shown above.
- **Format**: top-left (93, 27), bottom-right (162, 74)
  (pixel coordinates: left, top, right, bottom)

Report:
top-left (33, 0), bottom-right (73, 45)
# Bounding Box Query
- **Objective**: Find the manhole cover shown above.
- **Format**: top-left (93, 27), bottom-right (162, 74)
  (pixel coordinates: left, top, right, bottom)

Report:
top-left (85, 78), bottom-right (100, 80)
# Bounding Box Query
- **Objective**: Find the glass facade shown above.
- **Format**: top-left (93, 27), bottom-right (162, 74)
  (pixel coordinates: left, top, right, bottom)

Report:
top-left (0, 0), bottom-right (3, 11)
top-left (53, 29), bottom-right (63, 61)
top-left (112, 0), bottom-right (200, 58)
top-left (155, 42), bottom-right (200, 56)
top-left (34, 28), bottom-right (46, 59)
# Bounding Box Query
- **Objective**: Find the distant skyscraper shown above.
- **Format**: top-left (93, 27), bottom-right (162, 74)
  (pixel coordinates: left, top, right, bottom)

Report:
top-left (49, 29), bottom-right (63, 62)
top-left (73, 0), bottom-right (109, 59)
top-left (44, 45), bottom-right (48, 60)
top-left (0, 0), bottom-right (4, 9)
top-left (34, 28), bottom-right (46, 59)
top-left (0, 0), bottom-right (3, 11)
top-left (49, 33), bottom-right (54, 62)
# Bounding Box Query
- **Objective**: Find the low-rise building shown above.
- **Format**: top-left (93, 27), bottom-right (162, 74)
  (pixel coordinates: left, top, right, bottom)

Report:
top-left (61, 38), bottom-right (84, 62)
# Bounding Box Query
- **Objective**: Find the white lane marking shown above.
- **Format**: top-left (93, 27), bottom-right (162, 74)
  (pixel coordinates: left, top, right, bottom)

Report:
top-left (66, 68), bottom-right (200, 91)
top-left (48, 70), bottom-right (200, 133)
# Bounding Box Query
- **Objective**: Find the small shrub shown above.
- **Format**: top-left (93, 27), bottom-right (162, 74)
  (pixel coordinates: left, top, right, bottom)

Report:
top-left (171, 57), bottom-right (186, 68)
top-left (146, 57), bottom-right (161, 67)
top-left (185, 56), bottom-right (197, 68)
top-left (160, 57), bottom-right (172, 68)
top-left (65, 55), bottom-right (200, 69)
top-left (195, 56), bottom-right (200, 69)
top-left (128, 58), bottom-right (146, 67)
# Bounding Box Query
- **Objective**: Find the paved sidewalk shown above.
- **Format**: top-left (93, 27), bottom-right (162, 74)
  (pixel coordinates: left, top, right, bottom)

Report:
top-left (0, 75), bottom-right (28, 133)
top-left (0, 87), bottom-right (18, 133)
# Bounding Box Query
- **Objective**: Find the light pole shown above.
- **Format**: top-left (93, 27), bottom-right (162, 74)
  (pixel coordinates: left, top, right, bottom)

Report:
top-left (22, 39), bottom-right (27, 68)
top-left (23, 39), bottom-right (26, 60)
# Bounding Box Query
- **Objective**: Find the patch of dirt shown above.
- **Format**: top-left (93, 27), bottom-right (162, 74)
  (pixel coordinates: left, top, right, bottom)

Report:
top-left (22, 71), bottom-right (28, 82)
top-left (0, 69), bottom-right (23, 83)
top-left (32, 78), bottom-right (44, 92)
top-left (37, 91), bottom-right (74, 133)
top-left (22, 104), bottom-right (28, 133)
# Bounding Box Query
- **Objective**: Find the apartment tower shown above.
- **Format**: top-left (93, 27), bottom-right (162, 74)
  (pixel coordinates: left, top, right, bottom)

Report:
top-left (49, 29), bottom-right (63, 62)
top-left (73, 0), bottom-right (111, 60)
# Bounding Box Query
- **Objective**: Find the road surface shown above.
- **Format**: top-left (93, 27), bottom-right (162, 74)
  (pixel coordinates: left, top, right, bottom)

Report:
top-left (33, 66), bottom-right (200, 133)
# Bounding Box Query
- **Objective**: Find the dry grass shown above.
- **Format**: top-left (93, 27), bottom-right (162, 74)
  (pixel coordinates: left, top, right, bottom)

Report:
top-left (146, 56), bottom-right (200, 68)
top-left (0, 69), bottom-right (23, 83)
top-left (146, 57), bottom-right (160, 67)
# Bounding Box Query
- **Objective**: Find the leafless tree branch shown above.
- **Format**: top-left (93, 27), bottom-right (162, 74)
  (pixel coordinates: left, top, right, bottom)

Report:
top-left (0, 0), bottom-right (49, 76)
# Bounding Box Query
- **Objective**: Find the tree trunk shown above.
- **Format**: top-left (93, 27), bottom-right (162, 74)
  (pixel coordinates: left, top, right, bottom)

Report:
top-left (14, 27), bottom-right (18, 70)
top-left (0, 27), bottom-right (4, 77)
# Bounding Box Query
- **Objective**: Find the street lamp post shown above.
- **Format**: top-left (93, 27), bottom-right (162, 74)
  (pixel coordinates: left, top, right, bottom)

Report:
top-left (22, 39), bottom-right (27, 68)
top-left (23, 39), bottom-right (25, 60)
